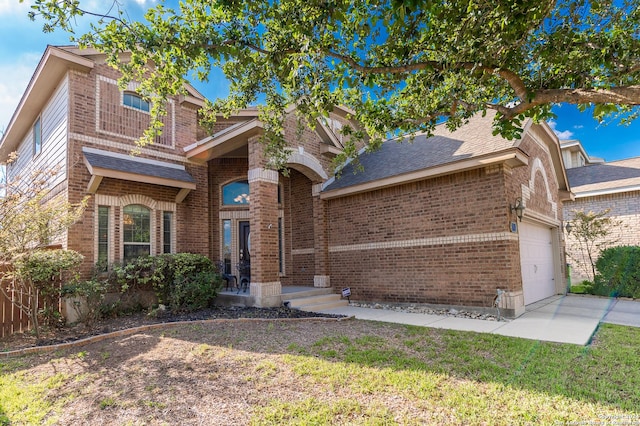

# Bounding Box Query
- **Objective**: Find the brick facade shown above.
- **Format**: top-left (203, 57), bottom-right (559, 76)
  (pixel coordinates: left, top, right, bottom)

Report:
top-left (326, 167), bottom-right (521, 308)
top-left (564, 191), bottom-right (640, 282)
top-left (63, 56), bottom-right (209, 278)
top-left (2, 46), bottom-right (570, 315)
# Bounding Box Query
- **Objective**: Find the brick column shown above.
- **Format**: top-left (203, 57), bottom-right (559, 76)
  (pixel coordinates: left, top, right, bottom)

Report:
top-left (248, 137), bottom-right (282, 307)
top-left (312, 183), bottom-right (331, 288)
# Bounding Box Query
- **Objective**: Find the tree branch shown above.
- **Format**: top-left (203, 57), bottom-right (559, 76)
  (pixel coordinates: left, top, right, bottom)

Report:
top-left (491, 86), bottom-right (640, 118)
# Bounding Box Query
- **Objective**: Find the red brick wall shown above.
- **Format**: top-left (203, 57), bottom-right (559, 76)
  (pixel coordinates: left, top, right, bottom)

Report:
top-left (326, 167), bottom-right (521, 307)
top-left (65, 63), bottom-right (208, 277)
top-left (286, 170), bottom-right (315, 285)
top-left (208, 158), bottom-right (249, 262)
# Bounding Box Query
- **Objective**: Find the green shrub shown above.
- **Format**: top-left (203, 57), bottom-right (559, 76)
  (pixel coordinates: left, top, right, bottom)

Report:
top-left (14, 249), bottom-right (84, 327)
top-left (61, 279), bottom-right (108, 325)
top-left (106, 253), bottom-right (221, 314)
top-left (569, 286), bottom-right (587, 294)
top-left (169, 270), bottom-right (220, 313)
top-left (594, 246), bottom-right (640, 298)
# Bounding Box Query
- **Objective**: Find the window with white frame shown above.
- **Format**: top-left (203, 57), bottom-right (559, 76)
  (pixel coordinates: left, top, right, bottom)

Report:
top-left (123, 92), bottom-right (150, 112)
top-left (33, 116), bottom-right (42, 156)
top-left (162, 211), bottom-right (173, 254)
top-left (123, 204), bottom-right (151, 262)
top-left (97, 206), bottom-right (109, 269)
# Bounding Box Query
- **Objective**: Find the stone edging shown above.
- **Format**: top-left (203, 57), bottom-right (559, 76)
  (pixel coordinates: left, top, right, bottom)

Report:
top-left (0, 316), bottom-right (354, 359)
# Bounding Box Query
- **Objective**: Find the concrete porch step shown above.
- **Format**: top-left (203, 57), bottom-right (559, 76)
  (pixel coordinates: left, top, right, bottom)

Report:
top-left (284, 293), bottom-right (348, 312)
top-left (280, 287), bottom-right (335, 301)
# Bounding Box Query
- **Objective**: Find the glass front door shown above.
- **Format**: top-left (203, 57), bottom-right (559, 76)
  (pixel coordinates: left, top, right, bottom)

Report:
top-left (239, 221), bottom-right (250, 263)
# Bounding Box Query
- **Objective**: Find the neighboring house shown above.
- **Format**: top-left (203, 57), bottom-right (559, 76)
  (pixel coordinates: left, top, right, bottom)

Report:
top-left (562, 141), bottom-right (640, 283)
top-left (0, 46), bottom-right (572, 317)
top-left (560, 139), bottom-right (604, 169)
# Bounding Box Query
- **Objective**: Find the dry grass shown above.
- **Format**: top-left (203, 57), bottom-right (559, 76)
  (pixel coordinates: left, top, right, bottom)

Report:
top-left (1, 319), bottom-right (639, 425)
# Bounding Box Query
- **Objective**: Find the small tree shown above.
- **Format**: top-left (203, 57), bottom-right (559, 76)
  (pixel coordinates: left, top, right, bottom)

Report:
top-left (566, 209), bottom-right (623, 282)
top-left (0, 157), bottom-right (88, 338)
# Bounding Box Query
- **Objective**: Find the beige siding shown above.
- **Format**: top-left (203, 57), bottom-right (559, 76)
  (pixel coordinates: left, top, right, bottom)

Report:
top-left (8, 74), bottom-right (68, 187)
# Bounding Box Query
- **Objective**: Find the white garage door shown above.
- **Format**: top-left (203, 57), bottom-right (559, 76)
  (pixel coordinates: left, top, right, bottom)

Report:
top-left (519, 221), bottom-right (556, 305)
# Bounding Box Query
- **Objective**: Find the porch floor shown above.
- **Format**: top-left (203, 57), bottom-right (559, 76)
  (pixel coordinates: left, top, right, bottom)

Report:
top-left (216, 285), bottom-right (333, 307)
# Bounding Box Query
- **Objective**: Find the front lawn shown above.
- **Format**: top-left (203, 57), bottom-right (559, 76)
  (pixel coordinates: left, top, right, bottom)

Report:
top-left (1, 320), bottom-right (638, 425)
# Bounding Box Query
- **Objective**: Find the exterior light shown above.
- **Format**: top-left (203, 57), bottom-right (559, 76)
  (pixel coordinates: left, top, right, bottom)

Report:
top-left (510, 197), bottom-right (525, 222)
top-left (565, 221), bottom-right (572, 234)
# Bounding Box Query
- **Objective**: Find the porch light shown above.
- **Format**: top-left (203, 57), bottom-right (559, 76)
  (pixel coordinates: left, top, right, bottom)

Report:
top-left (510, 197), bottom-right (525, 222)
top-left (565, 221), bottom-right (573, 234)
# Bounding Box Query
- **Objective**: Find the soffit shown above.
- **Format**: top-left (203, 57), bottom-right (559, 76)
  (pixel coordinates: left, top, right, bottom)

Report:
top-left (0, 46), bottom-right (94, 159)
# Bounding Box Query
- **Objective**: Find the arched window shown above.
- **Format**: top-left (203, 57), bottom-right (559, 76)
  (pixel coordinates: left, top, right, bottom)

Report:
top-left (123, 204), bottom-right (151, 262)
top-left (222, 180), bottom-right (250, 205)
top-left (123, 92), bottom-right (150, 112)
top-left (221, 180), bottom-right (281, 206)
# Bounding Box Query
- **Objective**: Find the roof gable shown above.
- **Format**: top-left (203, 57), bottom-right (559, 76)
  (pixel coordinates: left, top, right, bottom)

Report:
top-left (322, 112), bottom-right (524, 194)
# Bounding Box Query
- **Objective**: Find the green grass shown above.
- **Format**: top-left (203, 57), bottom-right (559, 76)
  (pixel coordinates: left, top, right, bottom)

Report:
top-left (1, 322), bottom-right (639, 424)
top-left (271, 323), bottom-right (640, 424)
top-left (0, 359), bottom-right (68, 425)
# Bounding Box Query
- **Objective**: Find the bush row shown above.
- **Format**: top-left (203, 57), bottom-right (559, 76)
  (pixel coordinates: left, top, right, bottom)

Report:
top-left (62, 253), bottom-right (222, 324)
top-left (572, 246), bottom-right (640, 298)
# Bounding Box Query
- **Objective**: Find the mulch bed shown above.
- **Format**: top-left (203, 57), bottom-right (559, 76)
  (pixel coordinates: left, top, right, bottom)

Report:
top-left (1, 306), bottom-right (345, 352)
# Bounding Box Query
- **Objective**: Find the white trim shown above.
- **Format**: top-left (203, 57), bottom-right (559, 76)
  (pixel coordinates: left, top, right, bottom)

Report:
top-left (520, 157), bottom-right (558, 220)
top-left (329, 232), bottom-right (519, 253)
top-left (291, 248), bottom-right (315, 256)
top-left (83, 147), bottom-right (186, 170)
top-left (95, 76), bottom-right (176, 148)
top-left (185, 119), bottom-right (263, 161)
top-left (322, 150), bottom-right (528, 200)
top-left (286, 148), bottom-right (328, 181)
top-left (312, 183), bottom-right (323, 197)
top-left (573, 185), bottom-right (640, 198)
top-left (71, 133), bottom-right (192, 163)
top-left (248, 168), bottom-right (279, 184)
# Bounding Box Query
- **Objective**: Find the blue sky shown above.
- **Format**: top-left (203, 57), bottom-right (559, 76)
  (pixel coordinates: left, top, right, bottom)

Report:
top-left (1, 0), bottom-right (639, 162)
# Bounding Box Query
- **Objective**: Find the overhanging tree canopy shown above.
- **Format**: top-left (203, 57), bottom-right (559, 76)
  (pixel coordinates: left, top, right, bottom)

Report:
top-left (31, 0), bottom-right (640, 166)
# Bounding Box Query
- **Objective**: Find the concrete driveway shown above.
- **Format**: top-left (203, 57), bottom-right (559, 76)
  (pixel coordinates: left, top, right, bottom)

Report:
top-left (321, 294), bottom-right (640, 345)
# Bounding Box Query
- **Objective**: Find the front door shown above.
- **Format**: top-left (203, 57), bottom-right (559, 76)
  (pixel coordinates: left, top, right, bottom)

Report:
top-left (239, 221), bottom-right (250, 263)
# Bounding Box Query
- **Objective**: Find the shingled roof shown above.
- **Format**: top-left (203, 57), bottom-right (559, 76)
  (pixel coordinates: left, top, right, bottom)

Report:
top-left (566, 157), bottom-right (640, 196)
top-left (323, 112), bottom-right (520, 193)
top-left (83, 148), bottom-right (195, 184)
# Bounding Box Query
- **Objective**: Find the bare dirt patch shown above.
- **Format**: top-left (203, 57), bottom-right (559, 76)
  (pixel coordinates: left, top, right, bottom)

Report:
top-left (9, 319), bottom-right (406, 425)
top-left (0, 306), bottom-right (345, 352)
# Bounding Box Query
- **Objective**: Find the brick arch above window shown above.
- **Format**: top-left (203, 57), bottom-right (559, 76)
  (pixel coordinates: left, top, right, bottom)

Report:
top-left (520, 157), bottom-right (558, 221)
top-left (119, 194), bottom-right (158, 210)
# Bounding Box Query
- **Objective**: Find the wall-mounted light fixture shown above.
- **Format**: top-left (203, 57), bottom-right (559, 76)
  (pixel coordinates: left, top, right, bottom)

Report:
top-left (510, 197), bottom-right (525, 222)
top-left (565, 221), bottom-right (572, 233)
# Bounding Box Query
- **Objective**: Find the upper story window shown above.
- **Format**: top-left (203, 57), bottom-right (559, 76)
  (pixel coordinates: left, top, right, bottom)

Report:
top-left (222, 180), bottom-right (251, 205)
top-left (123, 92), bottom-right (150, 113)
top-left (33, 117), bottom-right (42, 156)
top-left (322, 117), bottom-right (344, 143)
top-left (222, 180), bottom-right (282, 206)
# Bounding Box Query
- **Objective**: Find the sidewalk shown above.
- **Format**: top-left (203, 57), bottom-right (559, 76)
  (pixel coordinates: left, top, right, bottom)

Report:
top-left (319, 294), bottom-right (640, 345)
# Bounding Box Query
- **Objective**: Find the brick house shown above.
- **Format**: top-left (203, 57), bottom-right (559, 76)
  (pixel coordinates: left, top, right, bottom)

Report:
top-left (561, 140), bottom-right (640, 283)
top-left (1, 46), bottom-right (572, 317)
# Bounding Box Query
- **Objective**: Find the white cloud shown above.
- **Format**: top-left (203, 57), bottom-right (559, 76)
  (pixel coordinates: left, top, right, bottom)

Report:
top-left (547, 120), bottom-right (574, 140)
top-left (127, 0), bottom-right (157, 6)
top-left (0, 52), bottom-right (40, 132)
top-left (573, 124), bottom-right (584, 130)
top-left (0, 0), bottom-right (30, 16)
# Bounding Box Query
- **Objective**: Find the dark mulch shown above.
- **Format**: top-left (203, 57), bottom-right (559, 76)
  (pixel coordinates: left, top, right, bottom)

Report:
top-left (1, 306), bottom-right (346, 352)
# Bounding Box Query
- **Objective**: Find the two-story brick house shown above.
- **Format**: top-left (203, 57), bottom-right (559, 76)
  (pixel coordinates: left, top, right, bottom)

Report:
top-left (1, 45), bottom-right (572, 317)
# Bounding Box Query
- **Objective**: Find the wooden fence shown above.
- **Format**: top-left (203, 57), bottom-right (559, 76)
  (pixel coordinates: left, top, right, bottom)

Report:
top-left (1, 284), bottom-right (33, 338)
